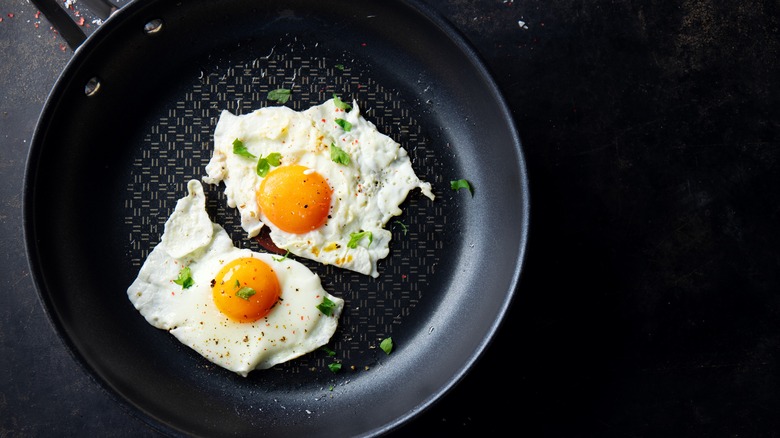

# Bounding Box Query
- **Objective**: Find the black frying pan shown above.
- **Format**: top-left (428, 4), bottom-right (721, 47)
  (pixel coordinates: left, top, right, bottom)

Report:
top-left (24, 0), bottom-right (529, 436)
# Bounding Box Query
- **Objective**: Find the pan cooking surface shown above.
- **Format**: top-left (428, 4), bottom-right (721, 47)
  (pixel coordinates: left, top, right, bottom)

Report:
top-left (125, 36), bottom-right (447, 373)
top-left (25, 0), bottom-right (528, 436)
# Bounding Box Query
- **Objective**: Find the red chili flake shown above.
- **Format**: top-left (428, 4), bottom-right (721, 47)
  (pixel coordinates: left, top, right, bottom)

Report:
top-left (402, 274), bottom-right (407, 279)
top-left (77, 16), bottom-right (85, 26)
top-left (321, 118), bottom-right (326, 123)
top-left (34, 23), bottom-right (39, 28)
top-left (35, 11), bottom-right (41, 18)
top-left (59, 43), bottom-right (66, 51)
top-left (360, 42), bottom-right (367, 47)
top-left (7, 13), bottom-right (14, 18)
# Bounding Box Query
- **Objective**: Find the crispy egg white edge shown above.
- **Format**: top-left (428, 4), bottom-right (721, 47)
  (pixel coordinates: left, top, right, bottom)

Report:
top-left (203, 99), bottom-right (435, 278)
top-left (127, 180), bottom-right (345, 376)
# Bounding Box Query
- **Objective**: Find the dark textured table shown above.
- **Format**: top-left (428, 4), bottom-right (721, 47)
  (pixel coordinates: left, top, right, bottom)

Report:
top-left (2, 0), bottom-right (779, 436)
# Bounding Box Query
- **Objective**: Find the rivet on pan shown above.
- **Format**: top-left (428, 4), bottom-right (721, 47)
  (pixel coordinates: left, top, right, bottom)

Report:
top-left (84, 77), bottom-right (101, 96)
top-left (144, 19), bottom-right (163, 34)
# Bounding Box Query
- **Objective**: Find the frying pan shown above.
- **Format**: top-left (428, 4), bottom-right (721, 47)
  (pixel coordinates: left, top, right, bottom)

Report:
top-left (23, 0), bottom-right (529, 436)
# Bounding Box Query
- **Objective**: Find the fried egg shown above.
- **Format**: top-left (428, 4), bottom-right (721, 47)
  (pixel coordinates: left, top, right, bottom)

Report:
top-left (127, 180), bottom-right (344, 377)
top-left (203, 97), bottom-right (435, 278)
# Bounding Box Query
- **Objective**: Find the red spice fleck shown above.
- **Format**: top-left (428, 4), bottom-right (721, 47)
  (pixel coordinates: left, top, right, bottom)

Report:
top-left (7, 13), bottom-right (14, 18)
top-left (171, 292), bottom-right (175, 296)
top-left (34, 23), bottom-right (39, 28)
top-left (321, 118), bottom-right (326, 123)
top-left (360, 42), bottom-right (367, 47)
top-left (59, 43), bottom-right (66, 51)
top-left (402, 274), bottom-right (407, 279)
top-left (0, 18), bottom-right (3, 23)
top-left (77, 16), bottom-right (85, 26)
top-left (35, 11), bottom-right (41, 18)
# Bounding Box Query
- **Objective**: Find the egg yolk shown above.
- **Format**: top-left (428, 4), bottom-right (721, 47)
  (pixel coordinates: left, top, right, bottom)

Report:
top-left (257, 165), bottom-right (332, 234)
top-left (212, 257), bottom-right (281, 323)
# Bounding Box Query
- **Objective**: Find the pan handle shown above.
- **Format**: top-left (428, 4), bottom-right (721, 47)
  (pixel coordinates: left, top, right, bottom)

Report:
top-left (30, 0), bottom-right (119, 51)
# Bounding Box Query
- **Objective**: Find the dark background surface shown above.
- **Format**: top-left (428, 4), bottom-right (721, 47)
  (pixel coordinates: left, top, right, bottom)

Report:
top-left (2, 0), bottom-right (779, 436)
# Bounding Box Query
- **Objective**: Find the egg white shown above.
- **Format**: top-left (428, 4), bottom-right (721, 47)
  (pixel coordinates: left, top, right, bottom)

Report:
top-left (203, 98), bottom-right (435, 277)
top-left (127, 180), bottom-right (344, 377)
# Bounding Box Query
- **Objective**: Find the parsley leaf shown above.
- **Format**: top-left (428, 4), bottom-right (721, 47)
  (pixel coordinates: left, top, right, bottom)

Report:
top-left (232, 139), bottom-right (256, 159)
top-left (450, 179), bottom-right (473, 196)
top-left (236, 287), bottom-right (256, 301)
top-left (332, 94), bottom-right (352, 112)
top-left (334, 64), bottom-right (345, 71)
top-left (265, 152), bottom-right (282, 166)
top-left (330, 143), bottom-right (350, 165)
top-left (394, 220), bottom-right (408, 235)
top-left (335, 118), bottom-right (352, 132)
top-left (272, 250), bottom-right (290, 262)
top-left (320, 346), bottom-right (336, 357)
top-left (379, 337), bottom-right (393, 355)
top-left (267, 88), bottom-right (291, 104)
top-left (317, 296), bottom-right (337, 316)
top-left (256, 152), bottom-right (282, 177)
top-left (328, 362), bottom-right (342, 373)
top-left (173, 266), bottom-right (193, 289)
top-left (347, 230), bottom-right (373, 248)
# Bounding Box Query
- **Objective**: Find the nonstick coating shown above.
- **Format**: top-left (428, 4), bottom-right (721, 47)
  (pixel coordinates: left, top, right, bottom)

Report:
top-left (24, 0), bottom-right (529, 436)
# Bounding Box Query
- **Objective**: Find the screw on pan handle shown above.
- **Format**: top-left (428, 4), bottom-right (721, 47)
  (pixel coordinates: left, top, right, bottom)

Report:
top-left (29, 0), bottom-right (119, 51)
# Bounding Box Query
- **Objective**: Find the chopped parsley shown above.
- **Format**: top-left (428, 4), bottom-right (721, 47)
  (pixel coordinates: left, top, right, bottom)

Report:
top-left (317, 296), bottom-right (337, 316)
top-left (330, 143), bottom-right (350, 165)
top-left (272, 250), bottom-right (290, 262)
top-left (236, 287), bottom-right (256, 301)
top-left (328, 362), bottom-right (342, 373)
top-left (332, 94), bottom-right (352, 112)
top-left (450, 178), bottom-right (473, 196)
top-left (267, 88), bottom-right (291, 104)
top-left (256, 152), bottom-right (282, 177)
top-left (347, 230), bottom-right (373, 248)
top-left (320, 346), bottom-right (336, 357)
top-left (394, 220), bottom-right (408, 235)
top-left (335, 118), bottom-right (352, 132)
top-left (173, 266), bottom-right (194, 289)
top-left (334, 64), bottom-right (345, 71)
top-left (232, 138), bottom-right (256, 159)
top-left (234, 279), bottom-right (240, 288)
top-left (379, 337), bottom-right (393, 355)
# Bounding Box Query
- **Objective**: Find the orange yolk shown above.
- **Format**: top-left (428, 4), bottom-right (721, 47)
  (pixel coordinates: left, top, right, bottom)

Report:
top-left (212, 257), bottom-right (281, 323)
top-left (257, 165), bottom-right (332, 234)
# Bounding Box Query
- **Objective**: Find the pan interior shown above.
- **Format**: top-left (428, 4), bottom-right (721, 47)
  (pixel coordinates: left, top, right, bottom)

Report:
top-left (24, 0), bottom-right (528, 436)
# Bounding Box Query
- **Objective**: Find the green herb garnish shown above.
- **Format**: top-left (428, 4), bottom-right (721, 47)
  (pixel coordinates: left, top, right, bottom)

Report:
top-left (330, 143), bottom-right (350, 165)
top-left (450, 179), bottom-right (473, 196)
top-left (256, 152), bottom-right (282, 177)
top-left (272, 250), bottom-right (290, 262)
top-left (236, 287), bottom-right (256, 301)
top-left (379, 337), bottom-right (393, 355)
top-left (317, 296), bottom-right (337, 316)
top-left (234, 279), bottom-right (240, 288)
top-left (328, 362), bottom-right (342, 373)
top-left (332, 94), bottom-right (352, 112)
top-left (347, 230), bottom-right (373, 249)
top-left (173, 266), bottom-right (193, 289)
top-left (394, 220), bottom-right (408, 235)
top-left (267, 88), bottom-right (291, 104)
top-left (232, 138), bottom-right (256, 159)
top-left (320, 346), bottom-right (336, 357)
top-left (335, 118), bottom-right (352, 132)
top-left (334, 64), bottom-right (345, 71)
